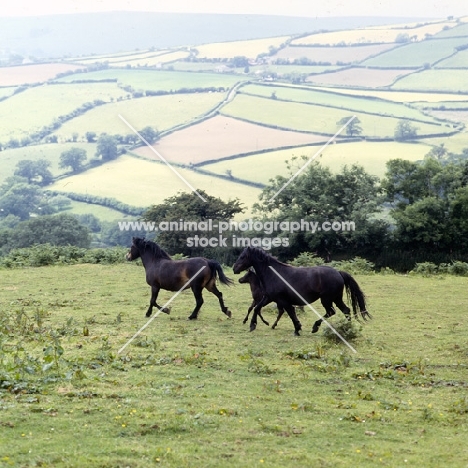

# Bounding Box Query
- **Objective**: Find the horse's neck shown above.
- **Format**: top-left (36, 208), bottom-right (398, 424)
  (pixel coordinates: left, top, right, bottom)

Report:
top-left (140, 250), bottom-right (166, 270)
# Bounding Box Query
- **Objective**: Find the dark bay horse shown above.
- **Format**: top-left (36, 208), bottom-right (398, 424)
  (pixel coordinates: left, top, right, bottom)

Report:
top-left (127, 237), bottom-right (233, 320)
top-left (233, 247), bottom-right (371, 335)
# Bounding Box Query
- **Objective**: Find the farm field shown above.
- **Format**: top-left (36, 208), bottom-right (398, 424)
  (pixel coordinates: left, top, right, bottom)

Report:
top-left (0, 264), bottom-right (467, 467)
top-left (0, 82), bottom-right (127, 141)
top-left (133, 115), bottom-right (327, 165)
top-left (55, 69), bottom-right (250, 92)
top-left (421, 130), bottom-right (468, 154)
top-left (392, 69), bottom-right (468, 93)
top-left (291, 21), bottom-right (458, 45)
top-left (240, 83), bottom-right (437, 122)
top-left (195, 36), bottom-right (291, 59)
top-left (66, 200), bottom-right (135, 222)
top-left (432, 21), bottom-right (468, 38)
top-left (220, 94), bottom-right (452, 139)
top-left (272, 44), bottom-right (398, 64)
top-left (0, 63), bottom-right (85, 87)
top-left (52, 93), bottom-right (226, 141)
top-left (113, 51), bottom-right (191, 67)
top-left (73, 49), bottom-right (183, 65)
top-left (362, 37), bottom-right (468, 68)
top-left (306, 67), bottom-right (415, 88)
top-left (200, 141), bottom-right (432, 183)
top-left (0, 142), bottom-right (97, 183)
top-left (435, 48), bottom-right (468, 67)
top-left (48, 155), bottom-right (262, 211)
top-left (426, 110), bottom-right (468, 126)
top-left (0, 86), bottom-right (16, 99)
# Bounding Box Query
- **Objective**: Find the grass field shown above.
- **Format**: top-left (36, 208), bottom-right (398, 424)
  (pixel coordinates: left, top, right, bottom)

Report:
top-left (0, 83), bottom-right (126, 141)
top-left (52, 93), bottom-right (226, 141)
top-left (433, 21), bottom-right (468, 38)
top-left (65, 200), bottom-right (135, 222)
top-left (273, 44), bottom-right (397, 65)
top-left (435, 48), bottom-right (468, 68)
top-left (133, 115), bottom-right (326, 165)
top-left (362, 37), bottom-right (468, 68)
top-left (240, 84), bottom-right (438, 123)
top-left (0, 264), bottom-right (467, 467)
top-left (48, 155), bottom-right (262, 212)
top-left (0, 143), bottom-right (97, 183)
top-left (392, 69), bottom-right (468, 93)
top-left (200, 141), bottom-right (432, 183)
top-left (291, 21), bottom-right (457, 45)
top-left (55, 69), bottom-right (249, 92)
top-left (220, 94), bottom-right (452, 139)
top-left (421, 130), bottom-right (468, 154)
top-left (195, 36), bottom-right (291, 59)
top-left (0, 87), bottom-right (17, 99)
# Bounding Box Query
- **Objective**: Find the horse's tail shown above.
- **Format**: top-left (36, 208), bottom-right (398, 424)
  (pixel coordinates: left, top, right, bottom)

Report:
top-left (339, 271), bottom-right (372, 321)
top-left (208, 260), bottom-right (234, 286)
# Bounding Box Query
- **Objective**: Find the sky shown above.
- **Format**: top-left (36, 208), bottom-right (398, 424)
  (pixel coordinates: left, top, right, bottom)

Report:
top-left (1, 0), bottom-right (467, 19)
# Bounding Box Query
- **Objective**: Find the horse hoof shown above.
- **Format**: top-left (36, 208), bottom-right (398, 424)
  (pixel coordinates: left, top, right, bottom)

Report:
top-left (311, 326), bottom-right (319, 334)
top-left (162, 307), bottom-right (171, 315)
top-left (225, 309), bottom-right (232, 318)
top-left (188, 315), bottom-right (198, 320)
top-left (145, 312), bottom-right (152, 318)
top-left (272, 325), bottom-right (276, 329)
top-left (242, 319), bottom-right (247, 325)
top-left (249, 324), bottom-right (257, 332)
top-left (294, 331), bottom-right (301, 336)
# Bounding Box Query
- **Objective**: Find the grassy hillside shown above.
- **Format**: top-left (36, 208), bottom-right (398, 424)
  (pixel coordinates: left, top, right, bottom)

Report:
top-left (1, 264), bottom-right (467, 466)
top-left (392, 69), bottom-right (468, 93)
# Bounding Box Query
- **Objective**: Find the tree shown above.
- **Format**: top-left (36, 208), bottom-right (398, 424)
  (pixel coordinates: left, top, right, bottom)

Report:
top-left (95, 134), bottom-right (118, 161)
top-left (59, 147), bottom-right (87, 173)
top-left (337, 116), bottom-right (363, 137)
top-left (142, 190), bottom-right (244, 256)
top-left (138, 126), bottom-right (159, 144)
top-left (85, 131), bottom-right (97, 143)
top-left (394, 120), bottom-right (418, 141)
top-left (14, 159), bottom-right (53, 185)
top-left (0, 177), bottom-right (44, 220)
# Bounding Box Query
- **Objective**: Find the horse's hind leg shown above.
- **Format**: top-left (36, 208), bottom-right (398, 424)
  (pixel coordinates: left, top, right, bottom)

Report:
top-left (333, 297), bottom-right (351, 321)
top-left (205, 280), bottom-right (231, 318)
top-left (283, 303), bottom-right (302, 336)
top-left (312, 297), bottom-right (336, 333)
top-left (243, 301), bottom-right (255, 324)
top-left (271, 305), bottom-right (285, 329)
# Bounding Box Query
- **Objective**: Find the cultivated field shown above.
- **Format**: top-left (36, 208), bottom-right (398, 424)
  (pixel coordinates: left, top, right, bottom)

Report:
top-left (200, 141), bottom-right (432, 183)
top-left (306, 67), bottom-right (415, 88)
top-left (133, 115), bottom-right (327, 165)
top-left (0, 63), bottom-right (85, 87)
top-left (272, 44), bottom-right (398, 65)
top-left (435, 48), bottom-right (468, 68)
top-left (291, 21), bottom-right (458, 46)
top-left (392, 69), bottom-right (468, 93)
top-left (1, 264), bottom-right (467, 467)
top-left (52, 93), bottom-right (226, 141)
top-left (48, 155), bottom-right (262, 211)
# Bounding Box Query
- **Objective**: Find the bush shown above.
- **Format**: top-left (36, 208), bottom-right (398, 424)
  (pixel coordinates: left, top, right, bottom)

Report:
top-left (329, 257), bottom-right (375, 275)
top-left (411, 262), bottom-right (438, 276)
top-left (322, 318), bottom-right (362, 344)
top-left (289, 252), bottom-right (323, 267)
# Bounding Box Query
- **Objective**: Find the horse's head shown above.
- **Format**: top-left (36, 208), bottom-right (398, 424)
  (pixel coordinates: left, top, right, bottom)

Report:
top-left (233, 247), bottom-right (254, 274)
top-left (126, 237), bottom-right (142, 261)
top-left (238, 269), bottom-right (256, 284)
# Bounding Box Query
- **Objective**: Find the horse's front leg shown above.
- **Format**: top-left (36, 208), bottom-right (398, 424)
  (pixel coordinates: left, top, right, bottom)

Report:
top-left (249, 295), bottom-right (268, 332)
top-left (188, 286), bottom-right (204, 320)
top-left (283, 303), bottom-right (302, 336)
top-left (146, 285), bottom-right (170, 317)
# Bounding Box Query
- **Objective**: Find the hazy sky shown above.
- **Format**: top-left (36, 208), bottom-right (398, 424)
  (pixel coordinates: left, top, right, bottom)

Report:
top-left (1, 0), bottom-right (467, 18)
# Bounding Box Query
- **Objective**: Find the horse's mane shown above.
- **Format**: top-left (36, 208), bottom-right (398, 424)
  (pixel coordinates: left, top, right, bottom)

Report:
top-left (246, 247), bottom-right (287, 267)
top-left (135, 238), bottom-right (172, 260)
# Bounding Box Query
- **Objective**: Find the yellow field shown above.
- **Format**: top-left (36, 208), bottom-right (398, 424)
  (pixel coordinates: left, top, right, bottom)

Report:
top-left (49, 155), bottom-right (262, 213)
top-left (201, 140), bottom-right (432, 183)
top-left (195, 36), bottom-right (291, 59)
top-left (52, 92), bottom-right (225, 141)
top-left (72, 49), bottom-right (171, 65)
top-left (292, 21), bottom-right (457, 46)
top-left (110, 51), bottom-right (190, 67)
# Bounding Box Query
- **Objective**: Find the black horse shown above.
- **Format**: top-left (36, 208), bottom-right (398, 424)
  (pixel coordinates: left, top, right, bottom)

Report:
top-left (233, 247), bottom-right (371, 335)
top-left (127, 237), bottom-right (233, 320)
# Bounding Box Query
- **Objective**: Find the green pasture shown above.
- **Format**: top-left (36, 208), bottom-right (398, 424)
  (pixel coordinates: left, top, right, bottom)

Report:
top-left (421, 131), bottom-right (468, 154)
top-left (413, 101), bottom-right (468, 110)
top-left (240, 83), bottom-right (438, 123)
top-left (436, 48), bottom-right (468, 68)
top-left (164, 62), bottom-right (233, 72)
top-left (48, 155), bottom-right (261, 213)
top-left (0, 87), bottom-right (16, 100)
top-left (55, 69), bottom-right (249, 92)
top-left (52, 92), bottom-right (226, 141)
top-left (65, 200), bottom-right (133, 222)
top-left (433, 22), bottom-right (468, 38)
top-left (0, 264), bottom-right (467, 467)
top-left (111, 51), bottom-right (191, 68)
top-left (220, 94), bottom-right (452, 139)
top-left (392, 69), bottom-right (468, 93)
top-left (362, 37), bottom-right (468, 68)
top-left (0, 83), bottom-right (126, 141)
top-left (0, 143), bottom-right (96, 183)
top-left (200, 141), bottom-right (432, 184)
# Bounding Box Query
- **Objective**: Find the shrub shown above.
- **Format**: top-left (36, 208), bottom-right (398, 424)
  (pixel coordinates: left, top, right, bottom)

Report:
top-left (322, 318), bottom-right (362, 344)
top-left (329, 257), bottom-right (375, 275)
top-left (289, 252), bottom-right (323, 267)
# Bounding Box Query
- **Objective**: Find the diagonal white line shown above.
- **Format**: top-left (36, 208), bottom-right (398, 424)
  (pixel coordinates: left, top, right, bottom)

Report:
top-left (118, 114), bottom-right (207, 202)
top-left (268, 266), bottom-right (357, 354)
top-left (118, 266), bottom-right (206, 354)
top-left (268, 115), bottom-right (356, 202)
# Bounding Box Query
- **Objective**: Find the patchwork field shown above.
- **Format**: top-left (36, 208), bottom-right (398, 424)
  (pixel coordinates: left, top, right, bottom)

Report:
top-left (200, 141), bottom-right (432, 184)
top-left (392, 69), bottom-right (468, 93)
top-left (195, 36), bottom-right (291, 59)
top-left (55, 69), bottom-right (250, 92)
top-left (0, 63), bottom-right (85, 86)
top-left (272, 44), bottom-right (398, 65)
top-left (306, 67), bottom-right (415, 88)
top-left (49, 155), bottom-right (262, 211)
top-left (291, 21), bottom-right (457, 46)
top-left (52, 92), bottom-right (226, 141)
top-left (0, 83), bottom-right (126, 141)
top-left (421, 130), bottom-right (468, 154)
top-left (132, 115), bottom-right (326, 165)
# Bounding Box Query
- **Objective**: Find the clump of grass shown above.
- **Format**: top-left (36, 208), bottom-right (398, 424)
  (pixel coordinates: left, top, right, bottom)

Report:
top-left (322, 318), bottom-right (362, 343)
